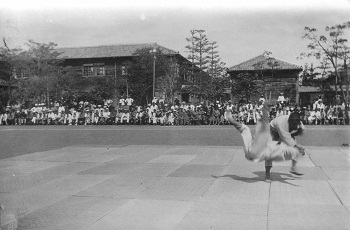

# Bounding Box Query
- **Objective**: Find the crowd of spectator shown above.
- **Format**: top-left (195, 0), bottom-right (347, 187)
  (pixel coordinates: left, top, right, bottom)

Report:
top-left (0, 94), bottom-right (349, 126)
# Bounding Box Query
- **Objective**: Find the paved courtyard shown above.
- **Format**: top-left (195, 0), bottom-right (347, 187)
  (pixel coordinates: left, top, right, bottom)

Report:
top-left (0, 145), bottom-right (349, 229)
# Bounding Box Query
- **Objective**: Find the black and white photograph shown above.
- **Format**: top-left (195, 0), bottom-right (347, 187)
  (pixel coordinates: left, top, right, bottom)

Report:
top-left (1, 0), bottom-right (350, 229)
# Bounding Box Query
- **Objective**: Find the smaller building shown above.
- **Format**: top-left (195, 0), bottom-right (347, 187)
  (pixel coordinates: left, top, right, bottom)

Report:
top-left (228, 54), bottom-right (303, 103)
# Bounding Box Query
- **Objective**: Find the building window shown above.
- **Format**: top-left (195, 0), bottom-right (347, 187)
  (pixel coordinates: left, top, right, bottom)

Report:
top-left (96, 66), bottom-right (105, 76)
top-left (15, 68), bottom-right (30, 79)
top-left (83, 64), bottom-right (93, 76)
top-left (82, 63), bottom-right (105, 77)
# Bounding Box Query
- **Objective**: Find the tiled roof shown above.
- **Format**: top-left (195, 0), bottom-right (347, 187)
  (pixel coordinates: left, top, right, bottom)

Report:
top-left (228, 54), bottom-right (303, 72)
top-left (56, 43), bottom-right (179, 59)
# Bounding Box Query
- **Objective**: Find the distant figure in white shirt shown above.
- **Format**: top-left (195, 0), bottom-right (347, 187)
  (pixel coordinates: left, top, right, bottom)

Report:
top-left (119, 97), bottom-right (126, 106)
top-left (149, 102), bottom-right (158, 123)
top-left (277, 93), bottom-right (285, 103)
top-left (125, 96), bottom-right (134, 106)
top-left (152, 97), bottom-right (158, 104)
top-left (276, 107), bottom-right (284, 117)
top-left (259, 94), bottom-right (266, 103)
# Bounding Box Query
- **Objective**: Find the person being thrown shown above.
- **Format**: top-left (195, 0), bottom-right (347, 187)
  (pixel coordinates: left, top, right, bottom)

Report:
top-left (226, 101), bottom-right (305, 182)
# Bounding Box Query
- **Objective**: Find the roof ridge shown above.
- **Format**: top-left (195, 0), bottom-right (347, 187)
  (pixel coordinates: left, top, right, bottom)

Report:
top-left (229, 53), bottom-right (302, 71)
top-left (233, 54), bottom-right (264, 67)
top-left (56, 43), bottom-right (158, 49)
top-left (270, 56), bottom-right (302, 68)
top-left (56, 43), bottom-right (180, 59)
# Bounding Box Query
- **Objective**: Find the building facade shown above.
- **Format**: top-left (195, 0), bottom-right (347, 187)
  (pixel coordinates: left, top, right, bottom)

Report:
top-left (227, 54), bottom-right (303, 104)
top-left (56, 43), bottom-right (193, 104)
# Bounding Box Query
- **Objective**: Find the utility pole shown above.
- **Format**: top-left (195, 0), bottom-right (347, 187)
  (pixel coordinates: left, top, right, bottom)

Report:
top-left (150, 48), bottom-right (156, 98)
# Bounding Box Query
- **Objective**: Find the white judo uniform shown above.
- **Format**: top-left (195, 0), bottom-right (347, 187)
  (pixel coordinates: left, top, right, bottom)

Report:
top-left (228, 105), bottom-right (302, 163)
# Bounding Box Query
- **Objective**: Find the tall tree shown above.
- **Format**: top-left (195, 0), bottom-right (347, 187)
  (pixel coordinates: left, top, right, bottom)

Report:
top-left (300, 21), bottom-right (350, 106)
top-left (25, 40), bottom-right (63, 106)
top-left (206, 42), bottom-right (230, 101)
top-left (0, 41), bottom-right (28, 105)
top-left (185, 30), bottom-right (197, 77)
top-left (125, 47), bottom-right (173, 105)
top-left (208, 41), bottom-right (229, 78)
top-left (184, 29), bottom-right (211, 100)
top-left (157, 57), bottom-right (183, 104)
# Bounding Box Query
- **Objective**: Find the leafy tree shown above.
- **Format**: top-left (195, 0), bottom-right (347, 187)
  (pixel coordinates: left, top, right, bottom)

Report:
top-left (125, 47), bottom-right (174, 105)
top-left (206, 74), bottom-right (231, 102)
top-left (1, 39), bottom-right (125, 107)
top-left (157, 58), bottom-right (183, 104)
top-left (231, 72), bottom-right (261, 102)
top-left (24, 40), bottom-right (63, 106)
top-left (0, 39), bottom-right (90, 107)
top-left (300, 22), bottom-right (350, 106)
top-left (0, 42), bottom-right (27, 105)
top-left (300, 63), bottom-right (319, 86)
top-left (1, 40), bottom-right (65, 106)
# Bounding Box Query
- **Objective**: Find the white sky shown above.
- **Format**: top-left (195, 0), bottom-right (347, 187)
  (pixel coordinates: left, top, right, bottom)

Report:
top-left (1, 0), bottom-right (350, 68)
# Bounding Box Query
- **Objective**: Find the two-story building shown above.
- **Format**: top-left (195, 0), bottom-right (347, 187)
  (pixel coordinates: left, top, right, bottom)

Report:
top-left (56, 43), bottom-right (193, 104)
top-left (228, 54), bottom-right (303, 104)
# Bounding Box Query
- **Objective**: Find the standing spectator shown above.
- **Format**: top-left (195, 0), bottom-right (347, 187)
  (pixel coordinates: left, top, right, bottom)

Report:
top-left (246, 101), bottom-right (253, 110)
top-left (283, 107), bottom-right (291, 116)
top-left (29, 111), bottom-right (35, 125)
top-left (317, 99), bottom-right (325, 110)
top-left (332, 107), bottom-right (339, 125)
top-left (276, 107), bottom-right (284, 117)
top-left (315, 108), bottom-right (321, 125)
top-left (149, 102), bottom-right (158, 123)
top-left (159, 97), bottom-right (165, 105)
top-left (152, 97), bottom-right (158, 104)
top-left (270, 107), bottom-right (276, 120)
top-left (320, 108), bottom-right (326, 125)
top-left (225, 100), bottom-right (234, 122)
top-left (174, 97), bottom-right (180, 106)
top-left (119, 96), bottom-right (126, 106)
top-left (312, 99), bottom-right (318, 111)
top-left (8, 109), bottom-right (14, 125)
top-left (246, 109), bottom-right (256, 125)
top-left (338, 108), bottom-right (345, 125)
top-left (183, 102), bottom-right (189, 111)
top-left (115, 108), bottom-right (122, 125)
top-left (285, 98), bottom-right (290, 107)
top-left (259, 94), bottom-right (266, 103)
top-left (14, 109), bottom-right (20, 125)
top-left (108, 106), bottom-right (116, 125)
top-left (20, 109), bottom-right (27, 125)
top-left (277, 93), bottom-right (285, 104)
top-left (121, 108), bottom-right (130, 125)
top-left (126, 96), bottom-right (134, 106)
top-left (308, 109), bottom-right (316, 125)
top-left (177, 108), bottom-right (185, 125)
top-left (84, 109), bottom-right (91, 125)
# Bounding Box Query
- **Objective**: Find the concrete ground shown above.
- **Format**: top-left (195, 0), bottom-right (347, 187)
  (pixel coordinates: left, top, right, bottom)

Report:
top-left (0, 145), bottom-right (349, 230)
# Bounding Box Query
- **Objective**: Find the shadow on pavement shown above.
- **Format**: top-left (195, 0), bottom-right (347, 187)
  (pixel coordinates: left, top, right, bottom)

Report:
top-left (212, 171), bottom-right (300, 186)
